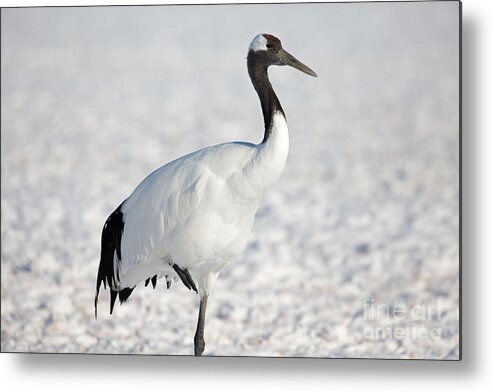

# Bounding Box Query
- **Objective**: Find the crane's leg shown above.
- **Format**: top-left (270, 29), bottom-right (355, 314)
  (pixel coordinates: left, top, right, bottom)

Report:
top-left (194, 294), bottom-right (208, 356)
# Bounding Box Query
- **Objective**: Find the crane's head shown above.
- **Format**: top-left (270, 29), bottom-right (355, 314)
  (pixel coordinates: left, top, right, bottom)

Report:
top-left (248, 33), bottom-right (318, 77)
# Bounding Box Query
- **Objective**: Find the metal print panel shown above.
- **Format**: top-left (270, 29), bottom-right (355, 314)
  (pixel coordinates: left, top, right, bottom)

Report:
top-left (0, 1), bottom-right (461, 359)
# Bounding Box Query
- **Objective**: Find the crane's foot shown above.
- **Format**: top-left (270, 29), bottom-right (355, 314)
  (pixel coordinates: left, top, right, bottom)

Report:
top-left (194, 333), bottom-right (205, 356)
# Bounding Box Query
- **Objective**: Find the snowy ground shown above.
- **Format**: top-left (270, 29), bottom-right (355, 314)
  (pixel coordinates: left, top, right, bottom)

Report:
top-left (1, 2), bottom-right (460, 359)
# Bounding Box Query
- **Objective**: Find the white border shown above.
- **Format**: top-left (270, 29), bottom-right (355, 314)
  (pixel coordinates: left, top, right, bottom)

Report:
top-left (1, 0), bottom-right (492, 390)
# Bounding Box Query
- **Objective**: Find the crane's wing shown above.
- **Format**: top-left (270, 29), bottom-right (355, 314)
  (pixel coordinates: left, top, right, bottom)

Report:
top-left (119, 157), bottom-right (209, 274)
top-left (119, 142), bottom-right (257, 275)
top-left (95, 142), bottom-right (256, 316)
top-left (94, 155), bottom-right (209, 316)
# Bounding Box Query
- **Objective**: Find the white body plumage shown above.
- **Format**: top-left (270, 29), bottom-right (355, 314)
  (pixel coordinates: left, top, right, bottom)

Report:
top-left (117, 112), bottom-right (289, 297)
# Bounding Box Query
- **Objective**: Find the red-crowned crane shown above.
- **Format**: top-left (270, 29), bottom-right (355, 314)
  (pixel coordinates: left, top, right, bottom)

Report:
top-left (95, 33), bottom-right (317, 356)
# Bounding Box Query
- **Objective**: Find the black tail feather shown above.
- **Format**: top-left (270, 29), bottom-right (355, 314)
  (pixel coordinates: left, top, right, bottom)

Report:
top-left (151, 275), bottom-right (157, 289)
top-left (110, 289), bottom-right (118, 315)
top-left (118, 287), bottom-right (135, 304)
top-left (95, 201), bottom-right (136, 317)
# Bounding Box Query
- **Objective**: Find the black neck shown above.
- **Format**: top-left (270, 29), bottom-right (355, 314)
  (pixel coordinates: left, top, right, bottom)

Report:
top-left (247, 51), bottom-right (285, 143)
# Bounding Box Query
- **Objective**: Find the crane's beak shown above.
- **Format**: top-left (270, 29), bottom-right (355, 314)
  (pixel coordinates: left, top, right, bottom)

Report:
top-left (278, 48), bottom-right (318, 77)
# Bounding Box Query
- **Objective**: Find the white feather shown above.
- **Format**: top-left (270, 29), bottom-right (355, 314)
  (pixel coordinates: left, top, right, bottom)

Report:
top-left (248, 33), bottom-right (268, 52)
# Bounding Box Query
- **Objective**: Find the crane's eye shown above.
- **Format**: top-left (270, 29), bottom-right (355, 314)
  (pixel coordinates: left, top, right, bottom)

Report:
top-left (266, 43), bottom-right (272, 49)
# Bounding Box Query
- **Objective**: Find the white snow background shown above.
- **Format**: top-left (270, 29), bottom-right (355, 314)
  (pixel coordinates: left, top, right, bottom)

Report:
top-left (1, 2), bottom-right (459, 359)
